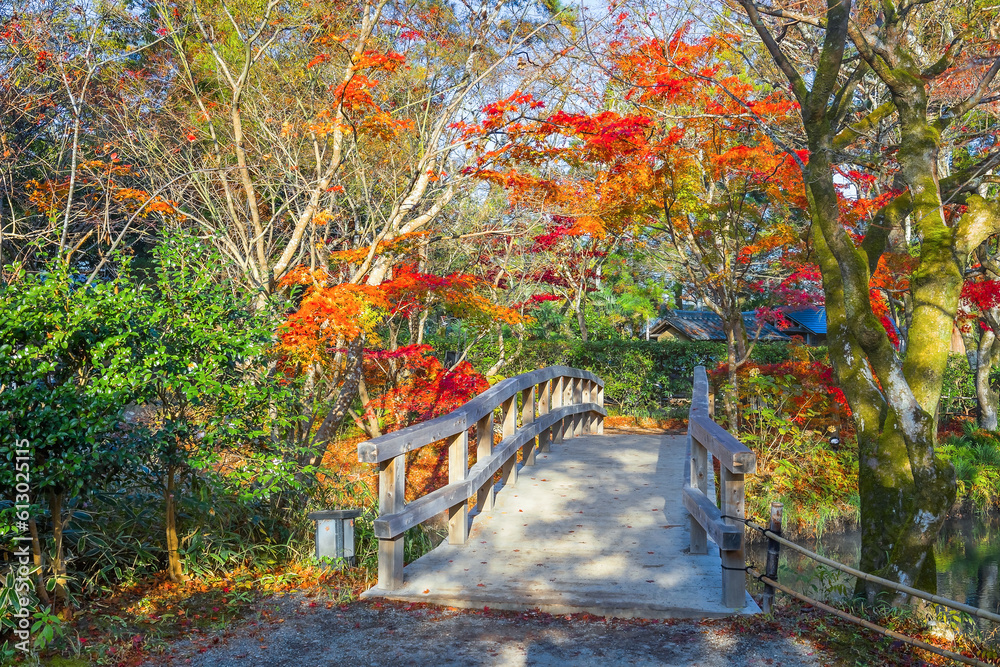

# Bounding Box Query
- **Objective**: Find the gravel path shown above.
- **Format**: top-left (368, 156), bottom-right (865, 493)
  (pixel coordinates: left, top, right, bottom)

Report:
top-left (145, 593), bottom-right (829, 667)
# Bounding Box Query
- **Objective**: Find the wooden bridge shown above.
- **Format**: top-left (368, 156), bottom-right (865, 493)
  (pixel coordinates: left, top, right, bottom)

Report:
top-left (356, 366), bottom-right (759, 618)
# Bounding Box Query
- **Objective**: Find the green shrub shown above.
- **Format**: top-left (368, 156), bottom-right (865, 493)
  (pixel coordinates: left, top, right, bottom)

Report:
top-left (467, 338), bottom-right (799, 412)
top-left (940, 423), bottom-right (1000, 511)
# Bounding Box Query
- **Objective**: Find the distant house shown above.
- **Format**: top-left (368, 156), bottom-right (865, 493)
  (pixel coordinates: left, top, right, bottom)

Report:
top-left (648, 307), bottom-right (831, 345)
top-left (648, 310), bottom-right (791, 343)
top-left (781, 308), bottom-right (827, 345)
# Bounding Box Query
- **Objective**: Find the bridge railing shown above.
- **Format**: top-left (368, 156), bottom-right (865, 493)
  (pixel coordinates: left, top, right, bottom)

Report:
top-left (358, 366), bottom-right (606, 591)
top-left (683, 365), bottom-right (757, 608)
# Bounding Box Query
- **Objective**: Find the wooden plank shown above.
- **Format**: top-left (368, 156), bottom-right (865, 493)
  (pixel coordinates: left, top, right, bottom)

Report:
top-left (358, 414), bottom-right (466, 463)
top-left (502, 451), bottom-right (517, 488)
top-left (520, 386), bottom-right (536, 466)
top-left (447, 431), bottom-right (469, 545)
top-left (689, 414), bottom-right (756, 474)
top-left (501, 395), bottom-right (517, 438)
top-left (720, 466), bottom-right (746, 608)
top-left (377, 454), bottom-right (405, 590)
top-left (681, 486), bottom-right (742, 551)
top-left (500, 396), bottom-right (518, 487)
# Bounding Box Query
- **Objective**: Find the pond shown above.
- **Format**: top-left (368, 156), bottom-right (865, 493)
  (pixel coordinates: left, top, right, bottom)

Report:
top-left (746, 512), bottom-right (1000, 630)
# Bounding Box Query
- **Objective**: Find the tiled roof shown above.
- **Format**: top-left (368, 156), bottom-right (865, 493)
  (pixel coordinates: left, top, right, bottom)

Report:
top-left (783, 308), bottom-right (827, 335)
top-left (651, 310), bottom-right (790, 342)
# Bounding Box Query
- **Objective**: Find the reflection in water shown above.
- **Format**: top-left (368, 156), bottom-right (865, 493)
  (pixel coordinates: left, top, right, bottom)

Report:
top-left (747, 512), bottom-right (1000, 625)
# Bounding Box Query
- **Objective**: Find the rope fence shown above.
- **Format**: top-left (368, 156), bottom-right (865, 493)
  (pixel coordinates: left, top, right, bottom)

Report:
top-left (727, 502), bottom-right (999, 666)
top-left (747, 567), bottom-right (994, 667)
top-left (740, 516), bottom-right (1000, 625)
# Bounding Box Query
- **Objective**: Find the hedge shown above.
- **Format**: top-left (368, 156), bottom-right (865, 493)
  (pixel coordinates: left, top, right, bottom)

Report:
top-left (466, 339), bottom-right (812, 412)
top-left (455, 336), bottom-right (982, 417)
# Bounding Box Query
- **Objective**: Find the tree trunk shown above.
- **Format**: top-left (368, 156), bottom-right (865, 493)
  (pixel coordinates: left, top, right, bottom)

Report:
top-left (28, 517), bottom-right (50, 606)
top-left (164, 464), bottom-right (187, 583)
top-left (975, 311), bottom-right (1000, 431)
top-left (575, 290), bottom-right (588, 342)
top-left (806, 127), bottom-right (958, 603)
top-left (486, 327), bottom-right (507, 377)
top-left (723, 326), bottom-right (739, 429)
top-left (48, 491), bottom-right (70, 616)
top-left (720, 311), bottom-right (748, 429)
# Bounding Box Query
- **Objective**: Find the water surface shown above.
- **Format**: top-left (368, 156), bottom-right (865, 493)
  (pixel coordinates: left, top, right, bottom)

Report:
top-left (746, 512), bottom-right (1000, 626)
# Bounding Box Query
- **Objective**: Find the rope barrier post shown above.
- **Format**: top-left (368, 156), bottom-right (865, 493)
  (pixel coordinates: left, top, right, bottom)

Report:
top-left (762, 501), bottom-right (783, 614)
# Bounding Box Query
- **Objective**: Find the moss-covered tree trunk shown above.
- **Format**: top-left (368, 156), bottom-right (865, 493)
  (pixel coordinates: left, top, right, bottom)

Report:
top-left (736, 0), bottom-right (1000, 602)
top-left (974, 323), bottom-right (1000, 431)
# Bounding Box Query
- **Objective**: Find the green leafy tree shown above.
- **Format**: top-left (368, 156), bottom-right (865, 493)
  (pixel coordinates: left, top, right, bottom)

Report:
top-left (119, 234), bottom-right (285, 582)
top-left (0, 260), bottom-right (141, 612)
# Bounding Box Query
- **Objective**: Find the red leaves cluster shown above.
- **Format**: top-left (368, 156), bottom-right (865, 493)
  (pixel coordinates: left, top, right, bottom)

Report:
top-left (363, 344), bottom-right (487, 433)
top-left (958, 279), bottom-right (1000, 333)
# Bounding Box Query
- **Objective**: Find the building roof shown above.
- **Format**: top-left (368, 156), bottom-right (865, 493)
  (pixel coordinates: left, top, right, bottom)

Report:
top-left (783, 308), bottom-right (827, 335)
top-left (650, 310), bottom-right (790, 342)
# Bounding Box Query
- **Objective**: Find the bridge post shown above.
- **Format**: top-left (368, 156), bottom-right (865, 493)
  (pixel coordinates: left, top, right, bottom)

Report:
top-left (377, 454), bottom-right (405, 590)
top-left (573, 378), bottom-right (584, 437)
top-left (551, 377), bottom-right (564, 445)
top-left (562, 377), bottom-right (575, 440)
top-left (720, 465), bottom-right (747, 608)
top-left (447, 430), bottom-right (469, 545)
top-left (596, 383), bottom-right (604, 434)
top-left (501, 395), bottom-right (518, 487)
top-left (538, 380), bottom-right (551, 452)
top-left (580, 381), bottom-right (591, 434)
top-left (689, 434), bottom-right (708, 555)
top-left (476, 413), bottom-right (495, 513)
top-left (586, 380), bottom-right (596, 433)
top-left (521, 386), bottom-right (536, 465)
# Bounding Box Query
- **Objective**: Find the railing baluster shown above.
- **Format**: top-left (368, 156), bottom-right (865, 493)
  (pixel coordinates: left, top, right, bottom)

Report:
top-left (551, 376), bottom-right (564, 445)
top-left (562, 377), bottom-right (575, 440)
top-left (573, 376), bottom-right (584, 437)
top-left (501, 395), bottom-right (518, 487)
top-left (689, 434), bottom-right (708, 555)
top-left (378, 453), bottom-right (405, 590)
top-left (596, 383), bottom-right (604, 434)
top-left (447, 430), bottom-right (469, 545)
top-left (476, 413), bottom-right (494, 513)
top-left (537, 379), bottom-right (551, 452)
top-left (521, 385), bottom-right (536, 465)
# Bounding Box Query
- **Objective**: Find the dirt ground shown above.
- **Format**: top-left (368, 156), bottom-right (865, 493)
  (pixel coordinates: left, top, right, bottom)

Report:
top-left (144, 592), bottom-right (829, 667)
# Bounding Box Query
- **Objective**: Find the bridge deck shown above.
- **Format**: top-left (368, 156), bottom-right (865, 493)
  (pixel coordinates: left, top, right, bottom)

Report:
top-left (361, 432), bottom-right (759, 618)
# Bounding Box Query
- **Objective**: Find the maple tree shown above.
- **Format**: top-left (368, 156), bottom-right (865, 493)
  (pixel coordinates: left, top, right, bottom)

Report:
top-left (464, 24), bottom-right (812, 424)
top-left (730, 0), bottom-right (1000, 599)
top-left (274, 242), bottom-right (525, 467)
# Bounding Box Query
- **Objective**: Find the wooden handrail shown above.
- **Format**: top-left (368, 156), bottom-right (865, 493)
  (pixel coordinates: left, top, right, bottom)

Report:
top-left (358, 366), bottom-right (606, 591)
top-left (682, 365), bottom-right (756, 609)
